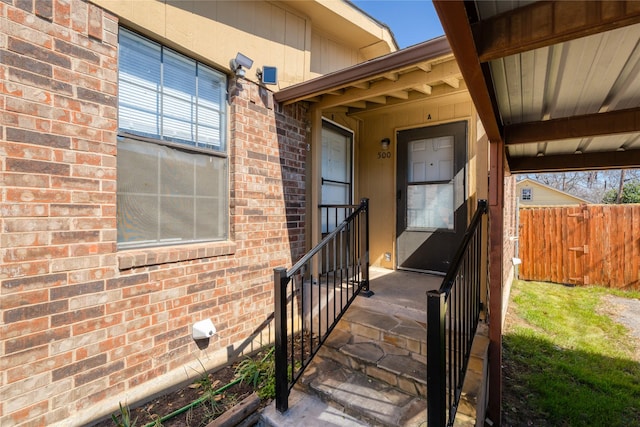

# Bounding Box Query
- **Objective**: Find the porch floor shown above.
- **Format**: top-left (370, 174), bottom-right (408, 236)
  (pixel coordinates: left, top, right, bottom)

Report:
top-left (358, 267), bottom-right (443, 322)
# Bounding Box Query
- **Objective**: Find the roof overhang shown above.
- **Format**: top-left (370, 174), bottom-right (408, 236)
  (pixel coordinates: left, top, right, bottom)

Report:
top-left (275, 36), bottom-right (464, 114)
top-left (434, 0), bottom-right (640, 173)
top-left (281, 0), bottom-right (398, 59)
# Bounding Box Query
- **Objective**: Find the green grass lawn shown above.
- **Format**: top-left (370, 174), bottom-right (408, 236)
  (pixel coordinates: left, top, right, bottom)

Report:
top-left (503, 280), bottom-right (640, 427)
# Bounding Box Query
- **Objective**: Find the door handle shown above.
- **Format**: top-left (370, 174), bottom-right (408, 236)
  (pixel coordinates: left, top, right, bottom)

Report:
top-left (397, 190), bottom-right (402, 200)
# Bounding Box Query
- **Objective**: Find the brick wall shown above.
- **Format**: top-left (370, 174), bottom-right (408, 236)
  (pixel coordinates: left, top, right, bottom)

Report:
top-left (503, 174), bottom-right (517, 278)
top-left (0, 1), bottom-right (308, 425)
top-left (501, 174), bottom-right (517, 324)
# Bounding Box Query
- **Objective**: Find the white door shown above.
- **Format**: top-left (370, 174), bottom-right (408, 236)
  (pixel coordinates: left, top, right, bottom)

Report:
top-left (321, 120), bottom-right (353, 233)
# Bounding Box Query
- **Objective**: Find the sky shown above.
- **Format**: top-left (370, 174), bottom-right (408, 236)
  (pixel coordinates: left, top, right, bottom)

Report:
top-left (351, 1), bottom-right (444, 48)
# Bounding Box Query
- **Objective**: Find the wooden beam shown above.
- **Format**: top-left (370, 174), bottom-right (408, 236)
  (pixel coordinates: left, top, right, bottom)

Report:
top-left (508, 148), bottom-right (640, 172)
top-left (208, 393), bottom-right (260, 426)
top-left (364, 96), bottom-right (387, 104)
top-left (316, 63), bottom-right (459, 109)
top-left (412, 84), bottom-right (432, 95)
top-left (345, 101), bottom-right (367, 109)
top-left (386, 91), bottom-right (409, 100)
top-left (352, 82), bottom-right (370, 90)
top-left (433, 0), bottom-right (503, 144)
top-left (504, 107), bottom-right (640, 144)
top-left (322, 106), bottom-right (349, 114)
top-left (442, 77), bottom-right (460, 89)
top-left (349, 85), bottom-right (468, 114)
top-left (474, 0), bottom-right (640, 62)
top-left (383, 72), bottom-right (399, 81)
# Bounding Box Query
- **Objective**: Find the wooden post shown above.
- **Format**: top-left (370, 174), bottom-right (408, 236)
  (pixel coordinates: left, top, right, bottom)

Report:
top-left (487, 140), bottom-right (504, 425)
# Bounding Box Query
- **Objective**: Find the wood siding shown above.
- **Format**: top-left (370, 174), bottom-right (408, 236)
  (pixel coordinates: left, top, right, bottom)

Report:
top-left (349, 90), bottom-right (480, 269)
top-left (517, 180), bottom-right (586, 206)
top-left (92, 0), bottom-right (374, 88)
top-left (519, 205), bottom-right (640, 289)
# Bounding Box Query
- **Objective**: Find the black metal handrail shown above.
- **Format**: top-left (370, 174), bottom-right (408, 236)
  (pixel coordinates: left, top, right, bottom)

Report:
top-left (427, 200), bottom-right (488, 427)
top-left (274, 198), bottom-right (370, 413)
top-left (319, 203), bottom-right (356, 234)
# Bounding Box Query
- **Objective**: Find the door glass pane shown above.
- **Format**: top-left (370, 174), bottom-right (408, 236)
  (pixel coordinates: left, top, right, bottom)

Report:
top-left (406, 136), bottom-right (455, 230)
top-left (408, 136), bottom-right (454, 183)
top-left (407, 183), bottom-right (454, 230)
top-left (321, 123), bottom-right (352, 232)
top-left (322, 129), bottom-right (351, 184)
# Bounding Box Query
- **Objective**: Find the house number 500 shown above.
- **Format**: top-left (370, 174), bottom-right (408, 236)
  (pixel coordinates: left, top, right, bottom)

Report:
top-left (377, 152), bottom-right (391, 159)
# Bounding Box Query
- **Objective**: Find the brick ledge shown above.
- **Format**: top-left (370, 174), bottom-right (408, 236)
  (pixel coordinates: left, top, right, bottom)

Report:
top-left (117, 241), bottom-right (236, 270)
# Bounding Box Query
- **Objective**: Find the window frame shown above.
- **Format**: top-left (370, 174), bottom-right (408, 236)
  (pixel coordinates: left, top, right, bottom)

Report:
top-left (116, 27), bottom-right (230, 251)
top-left (521, 187), bottom-right (533, 201)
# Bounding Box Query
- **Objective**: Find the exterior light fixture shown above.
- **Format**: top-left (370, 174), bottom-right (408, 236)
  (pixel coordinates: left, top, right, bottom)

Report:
top-left (381, 138), bottom-right (391, 150)
top-left (230, 52), bottom-right (253, 77)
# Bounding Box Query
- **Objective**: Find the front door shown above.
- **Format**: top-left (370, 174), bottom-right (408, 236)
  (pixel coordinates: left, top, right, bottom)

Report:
top-left (321, 120), bottom-right (353, 233)
top-left (396, 121), bottom-right (467, 273)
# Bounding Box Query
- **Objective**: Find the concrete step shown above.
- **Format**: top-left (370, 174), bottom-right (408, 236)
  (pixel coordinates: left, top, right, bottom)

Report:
top-left (316, 304), bottom-right (489, 423)
top-left (260, 303), bottom-right (490, 427)
top-left (339, 305), bottom-right (427, 358)
top-left (259, 389), bottom-right (369, 427)
top-left (299, 357), bottom-right (427, 427)
top-left (318, 327), bottom-right (427, 398)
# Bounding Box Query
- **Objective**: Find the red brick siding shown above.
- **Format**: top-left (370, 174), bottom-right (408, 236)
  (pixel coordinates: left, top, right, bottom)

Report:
top-left (503, 175), bottom-right (517, 281)
top-left (0, 1), bottom-right (308, 425)
top-left (502, 173), bottom-right (517, 324)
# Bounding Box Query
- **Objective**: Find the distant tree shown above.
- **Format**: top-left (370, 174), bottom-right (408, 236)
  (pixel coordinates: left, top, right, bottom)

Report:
top-left (521, 169), bottom-right (640, 203)
top-left (602, 180), bottom-right (640, 204)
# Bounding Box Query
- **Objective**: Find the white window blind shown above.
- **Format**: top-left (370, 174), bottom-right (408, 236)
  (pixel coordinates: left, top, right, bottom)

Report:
top-left (118, 28), bottom-right (226, 151)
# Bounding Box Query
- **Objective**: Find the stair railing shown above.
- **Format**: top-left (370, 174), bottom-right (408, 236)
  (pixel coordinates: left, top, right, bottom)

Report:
top-left (274, 198), bottom-right (370, 413)
top-left (427, 200), bottom-right (488, 427)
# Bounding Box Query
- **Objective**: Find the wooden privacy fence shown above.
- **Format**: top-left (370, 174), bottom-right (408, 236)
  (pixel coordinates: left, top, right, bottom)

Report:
top-left (519, 204), bottom-right (640, 289)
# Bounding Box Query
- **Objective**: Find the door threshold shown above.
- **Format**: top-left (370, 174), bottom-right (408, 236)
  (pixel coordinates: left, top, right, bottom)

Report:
top-left (396, 267), bottom-right (446, 276)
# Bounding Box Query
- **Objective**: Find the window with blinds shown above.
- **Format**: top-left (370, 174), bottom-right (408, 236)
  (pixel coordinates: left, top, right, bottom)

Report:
top-left (117, 29), bottom-right (228, 249)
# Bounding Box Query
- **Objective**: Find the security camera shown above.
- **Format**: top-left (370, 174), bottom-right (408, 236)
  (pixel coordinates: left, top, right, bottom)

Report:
top-left (231, 52), bottom-right (253, 76)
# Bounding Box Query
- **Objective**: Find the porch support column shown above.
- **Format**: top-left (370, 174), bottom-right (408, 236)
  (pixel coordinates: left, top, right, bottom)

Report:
top-left (309, 106), bottom-right (323, 251)
top-left (487, 139), bottom-right (504, 425)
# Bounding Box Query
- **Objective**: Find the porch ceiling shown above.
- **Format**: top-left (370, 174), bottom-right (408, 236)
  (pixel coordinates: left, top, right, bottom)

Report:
top-left (434, 0), bottom-right (640, 173)
top-left (274, 37), bottom-right (464, 114)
